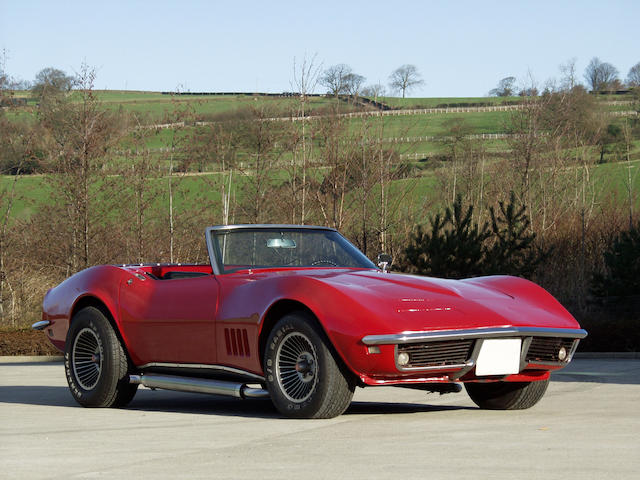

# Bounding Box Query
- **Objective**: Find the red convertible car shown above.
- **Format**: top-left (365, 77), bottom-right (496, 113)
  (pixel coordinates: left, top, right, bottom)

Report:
top-left (35, 224), bottom-right (586, 418)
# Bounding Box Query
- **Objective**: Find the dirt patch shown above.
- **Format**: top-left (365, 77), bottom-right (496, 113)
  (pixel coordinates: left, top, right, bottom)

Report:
top-left (0, 329), bottom-right (61, 356)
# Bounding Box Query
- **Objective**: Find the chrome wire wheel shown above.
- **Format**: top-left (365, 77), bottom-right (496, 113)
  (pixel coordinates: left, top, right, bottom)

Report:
top-left (72, 327), bottom-right (103, 390)
top-left (275, 332), bottom-right (319, 403)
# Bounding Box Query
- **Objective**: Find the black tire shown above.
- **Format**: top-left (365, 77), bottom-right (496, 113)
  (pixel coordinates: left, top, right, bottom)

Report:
top-left (465, 378), bottom-right (549, 410)
top-left (264, 312), bottom-right (355, 419)
top-left (64, 306), bottom-right (138, 408)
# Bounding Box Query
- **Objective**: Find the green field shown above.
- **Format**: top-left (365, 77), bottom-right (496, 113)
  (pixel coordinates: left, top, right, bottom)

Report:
top-left (375, 96), bottom-right (522, 109)
top-left (5, 91), bottom-right (349, 123)
top-left (351, 111), bottom-right (512, 137)
top-left (4, 156), bottom-right (640, 223)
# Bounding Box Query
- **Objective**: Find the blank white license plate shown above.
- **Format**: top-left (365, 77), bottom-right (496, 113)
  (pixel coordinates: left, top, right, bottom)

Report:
top-left (475, 339), bottom-right (522, 376)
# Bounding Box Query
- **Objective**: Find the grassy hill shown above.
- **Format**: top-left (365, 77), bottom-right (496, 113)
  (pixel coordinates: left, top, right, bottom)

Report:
top-left (2, 90), bottom-right (640, 222)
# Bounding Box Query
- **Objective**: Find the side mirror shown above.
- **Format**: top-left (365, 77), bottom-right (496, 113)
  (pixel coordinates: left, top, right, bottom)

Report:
top-left (377, 253), bottom-right (393, 273)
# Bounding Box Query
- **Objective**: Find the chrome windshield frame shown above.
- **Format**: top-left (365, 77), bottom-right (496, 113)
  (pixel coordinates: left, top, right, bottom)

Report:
top-left (205, 224), bottom-right (370, 275)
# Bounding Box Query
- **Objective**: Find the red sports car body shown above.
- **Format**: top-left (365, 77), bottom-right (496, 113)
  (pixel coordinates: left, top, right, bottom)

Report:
top-left (36, 225), bottom-right (586, 418)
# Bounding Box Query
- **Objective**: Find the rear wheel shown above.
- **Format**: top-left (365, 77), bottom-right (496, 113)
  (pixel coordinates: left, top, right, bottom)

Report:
top-left (264, 312), bottom-right (355, 419)
top-left (65, 306), bottom-right (137, 408)
top-left (465, 379), bottom-right (549, 410)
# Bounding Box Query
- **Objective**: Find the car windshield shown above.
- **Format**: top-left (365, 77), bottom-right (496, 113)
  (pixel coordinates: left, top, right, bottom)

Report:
top-left (209, 227), bottom-right (377, 274)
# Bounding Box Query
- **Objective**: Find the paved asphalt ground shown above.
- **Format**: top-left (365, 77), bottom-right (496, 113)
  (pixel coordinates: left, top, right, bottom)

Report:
top-left (1, 358), bottom-right (638, 480)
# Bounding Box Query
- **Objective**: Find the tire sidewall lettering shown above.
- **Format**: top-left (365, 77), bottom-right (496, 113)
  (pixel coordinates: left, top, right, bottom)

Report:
top-left (264, 316), bottom-right (328, 416)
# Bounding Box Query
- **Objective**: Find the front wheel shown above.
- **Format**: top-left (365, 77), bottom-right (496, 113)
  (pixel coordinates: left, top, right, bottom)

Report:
top-left (465, 379), bottom-right (549, 410)
top-left (264, 313), bottom-right (355, 419)
top-left (65, 306), bottom-right (138, 408)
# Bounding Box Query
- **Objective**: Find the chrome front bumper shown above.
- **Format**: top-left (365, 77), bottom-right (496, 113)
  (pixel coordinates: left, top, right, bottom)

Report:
top-left (31, 320), bottom-right (51, 330)
top-left (362, 327), bottom-right (588, 376)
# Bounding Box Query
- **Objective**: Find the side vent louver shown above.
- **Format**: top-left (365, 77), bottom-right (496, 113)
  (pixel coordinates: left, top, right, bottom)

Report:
top-left (224, 328), bottom-right (251, 357)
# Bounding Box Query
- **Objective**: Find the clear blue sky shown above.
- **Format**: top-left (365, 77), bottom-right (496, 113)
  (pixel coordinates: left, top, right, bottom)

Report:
top-left (1, 0), bottom-right (639, 97)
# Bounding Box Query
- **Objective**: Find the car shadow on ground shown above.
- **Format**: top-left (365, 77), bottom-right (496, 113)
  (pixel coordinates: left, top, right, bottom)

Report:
top-left (108, 389), bottom-right (478, 417)
top-left (0, 386), bottom-right (75, 407)
top-left (345, 401), bottom-right (475, 415)
top-left (128, 389), bottom-right (280, 418)
top-left (0, 385), bottom-right (475, 418)
top-left (550, 359), bottom-right (640, 385)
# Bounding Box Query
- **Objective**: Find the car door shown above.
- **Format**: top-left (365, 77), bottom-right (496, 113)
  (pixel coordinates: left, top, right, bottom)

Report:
top-left (118, 274), bottom-right (219, 365)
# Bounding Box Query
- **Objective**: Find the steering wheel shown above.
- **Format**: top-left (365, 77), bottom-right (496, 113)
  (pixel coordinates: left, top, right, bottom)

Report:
top-left (311, 259), bottom-right (338, 267)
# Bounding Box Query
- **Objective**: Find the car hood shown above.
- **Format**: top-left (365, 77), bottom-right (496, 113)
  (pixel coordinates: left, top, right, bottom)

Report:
top-left (303, 269), bottom-right (578, 333)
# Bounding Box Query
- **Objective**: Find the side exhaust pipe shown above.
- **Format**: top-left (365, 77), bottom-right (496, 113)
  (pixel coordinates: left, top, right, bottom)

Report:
top-left (129, 373), bottom-right (269, 399)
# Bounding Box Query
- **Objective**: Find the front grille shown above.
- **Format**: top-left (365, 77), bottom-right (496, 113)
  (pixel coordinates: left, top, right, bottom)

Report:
top-left (526, 337), bottom-right (575, 363)
top-left (398, 340), bottom-right (474, 369)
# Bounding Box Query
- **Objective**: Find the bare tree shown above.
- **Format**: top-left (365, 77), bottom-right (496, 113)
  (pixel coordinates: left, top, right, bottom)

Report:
top-left (362, 83), bottom-right (386, 100)
top-left (559, 57), bottom-right (579, 91)
top-left (627, 62), bottom-right (640, 87)
top-left (162, 99), bottom-right (196, 263)
top-left (234, 105), bottom-right (286, 223)
top-left (0, 49), bottom-right (8, 93)
top-left (389, 64), bottom-right (424, 98)
top-left (188, 121), bottom-right (238, 224)
top-left (38, 63), bottom-right (124, 273)
top-left (584, 57), bottom-right (619, 91)
top-left (320, 64), bottom-right (352, 96)
top-left (311, 109), bottom-right (351, 231)
top-left (489, 76), bottom-right (516, 97)
top-left (118, 115), bottom-right (164, 264)
top-left (0, 104), bottom-right (36, 323)
top-left (343, 73), bottom-right (366, 96)
top-left (291, 54), bottom-right (322, 223)
top-left (621, 120), bottom-right (637, 229)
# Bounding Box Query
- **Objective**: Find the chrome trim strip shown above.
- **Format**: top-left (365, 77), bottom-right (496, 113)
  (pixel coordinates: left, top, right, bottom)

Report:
top-left (205, 227), bottom-right (221, 275)
top-left (397, 361), bottom-right (471, 373)
top-left (363, 327), bottom-right (588, 345)
top-left (519, 337), bottom-right (534, 372)
top-left (450, 339), bottom-right (485, 380)
top-left (32, 320), bottom-right (51, 330)
top-left (567, 338), bottom-right (580, 362)
top-left (137, 362), bottom-right (265, 382)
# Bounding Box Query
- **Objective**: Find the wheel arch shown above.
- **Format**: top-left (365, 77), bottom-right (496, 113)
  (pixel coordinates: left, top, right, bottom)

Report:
top-left (258, 299), bottom-right (318, 366)
top-left (69, 295), bottom-right (133, 363)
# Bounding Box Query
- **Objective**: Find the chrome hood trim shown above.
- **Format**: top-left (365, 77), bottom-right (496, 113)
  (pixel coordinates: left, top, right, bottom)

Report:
top-left (362, 327), bottom-right (588, 345)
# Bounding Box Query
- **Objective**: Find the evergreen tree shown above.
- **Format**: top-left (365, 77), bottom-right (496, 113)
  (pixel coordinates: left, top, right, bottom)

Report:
top-left (400, 196), bottom-right (490, 278)
top-left (400, 193), bottom-right (546, 279)
top-left (591, 224), bottom-right (640, 297)
top-left (484, 192), bottom-right (548, 277)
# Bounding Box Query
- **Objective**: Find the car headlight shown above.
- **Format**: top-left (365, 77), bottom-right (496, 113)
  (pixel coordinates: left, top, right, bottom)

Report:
top-left (397, 352), bottom-right (410, 366)
top-left (558, 346), bottom-right (568, 362)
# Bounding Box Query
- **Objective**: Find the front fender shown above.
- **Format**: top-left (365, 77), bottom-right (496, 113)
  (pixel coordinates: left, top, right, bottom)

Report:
top-left (42, 265), bottom-right (128, 352)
